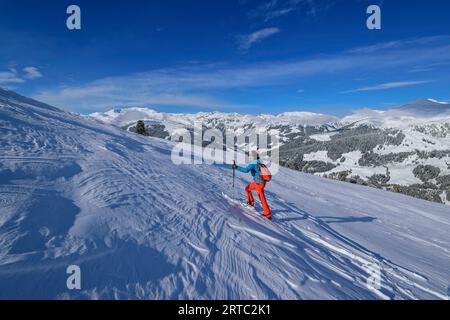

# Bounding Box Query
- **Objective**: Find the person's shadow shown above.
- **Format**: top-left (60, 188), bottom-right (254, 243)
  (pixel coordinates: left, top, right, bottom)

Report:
top-left (316, 216), bottom-right (377, 224)
top-left (270, 197), bottom-right (376, 225)
top-left (275, 210), bottom-right (307, 223)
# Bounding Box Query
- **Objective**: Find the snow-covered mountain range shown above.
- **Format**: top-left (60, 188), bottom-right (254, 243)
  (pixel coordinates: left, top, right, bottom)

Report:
top-left (1, 87), bottom-right (450, 299)
top-left (91, 99), bottom-right (450, 205)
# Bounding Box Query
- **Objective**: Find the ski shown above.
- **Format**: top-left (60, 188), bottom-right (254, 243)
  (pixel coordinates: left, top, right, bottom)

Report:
top-left (222, 192), bottom-right (271, 221)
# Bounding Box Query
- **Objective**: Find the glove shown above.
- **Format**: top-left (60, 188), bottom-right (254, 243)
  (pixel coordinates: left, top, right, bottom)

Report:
top-left (232, 163), bottom-right (237, 170)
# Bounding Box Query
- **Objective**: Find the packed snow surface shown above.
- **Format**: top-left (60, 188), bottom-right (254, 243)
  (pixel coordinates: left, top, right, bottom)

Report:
top-left (1, 88), bottom-right (449, 300)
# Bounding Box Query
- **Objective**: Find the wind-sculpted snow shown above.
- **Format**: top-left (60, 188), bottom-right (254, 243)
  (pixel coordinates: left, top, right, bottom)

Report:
top-left (0, 90), bottom-right (449, 299)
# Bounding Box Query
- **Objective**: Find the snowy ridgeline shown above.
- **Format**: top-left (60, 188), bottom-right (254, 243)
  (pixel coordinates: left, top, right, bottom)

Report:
top-left (90, 99), bottom-right (450, 205)
top-left (1, 88), bottom-right (450, 300)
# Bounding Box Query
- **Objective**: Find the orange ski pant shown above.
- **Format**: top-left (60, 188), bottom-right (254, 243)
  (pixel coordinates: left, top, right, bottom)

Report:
top-left (245, 182), bottom-right (272, 218)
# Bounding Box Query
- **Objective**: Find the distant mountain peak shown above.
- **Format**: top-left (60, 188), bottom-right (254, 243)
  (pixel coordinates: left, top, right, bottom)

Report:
top-left (390, 99), bottom-right (450, 117)
top-left (426, 98), bottom-right (449, 105)
top-left (404, 98), bottom-right (449, 106)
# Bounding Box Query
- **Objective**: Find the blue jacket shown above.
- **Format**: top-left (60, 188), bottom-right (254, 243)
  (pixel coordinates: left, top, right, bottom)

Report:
top-left (236, 159), bottom-right (265, 184)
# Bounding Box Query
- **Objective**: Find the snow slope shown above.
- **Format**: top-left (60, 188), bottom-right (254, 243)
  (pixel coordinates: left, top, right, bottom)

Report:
top-left (89, 102), bottom-right (450, 196)
top-left (1, 88), bottom-right (450, 300)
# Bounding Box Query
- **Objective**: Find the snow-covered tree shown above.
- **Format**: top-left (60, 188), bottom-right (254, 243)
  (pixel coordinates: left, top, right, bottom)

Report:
top-left (136, 120), bottom-right (147, 135)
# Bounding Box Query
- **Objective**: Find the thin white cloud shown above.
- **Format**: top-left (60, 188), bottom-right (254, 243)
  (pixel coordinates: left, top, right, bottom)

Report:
top-left (0, 69), bottom-right (25, 84)
top-left (249, 0), bottom-right (332, 22)
top-left (34, 82), bottom-right (256, 111)
top-left (342, 81), bottom-right (432, 94)
top-left (347, 36), bottom-right (450, 54)
top-left (265, 7), bottom-right (295, 20)
top-left (237, 27), bottom-right (281, 50)
top-left (409, 67), bottom-right (433, 73)
top-left (0, 66), bottom-right (43, 85)
top-left (32, 36), bottom-right (450, 112)
top-left (23, 66), bottom-right (42, 79)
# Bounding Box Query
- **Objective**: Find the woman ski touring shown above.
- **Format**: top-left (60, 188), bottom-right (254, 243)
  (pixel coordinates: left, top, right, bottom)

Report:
top-left (232, 150), bottom-right (272, 220)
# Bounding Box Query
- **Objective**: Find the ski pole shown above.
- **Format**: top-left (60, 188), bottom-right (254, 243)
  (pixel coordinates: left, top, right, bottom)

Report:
top-left (232, 160), bottom-right (236, 199)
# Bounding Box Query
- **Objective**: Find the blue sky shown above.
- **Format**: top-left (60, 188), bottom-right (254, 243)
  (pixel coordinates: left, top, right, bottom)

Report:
top-left (0, 0), bottom-right (449, 115)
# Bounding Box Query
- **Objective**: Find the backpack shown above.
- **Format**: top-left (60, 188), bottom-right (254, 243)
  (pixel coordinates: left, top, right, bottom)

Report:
top-left (257, 163), bottom-right (272, 182)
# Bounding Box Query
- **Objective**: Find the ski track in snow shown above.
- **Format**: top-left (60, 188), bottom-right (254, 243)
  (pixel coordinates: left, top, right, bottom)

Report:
top-left (0, 95), bottom-right (450, 300)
